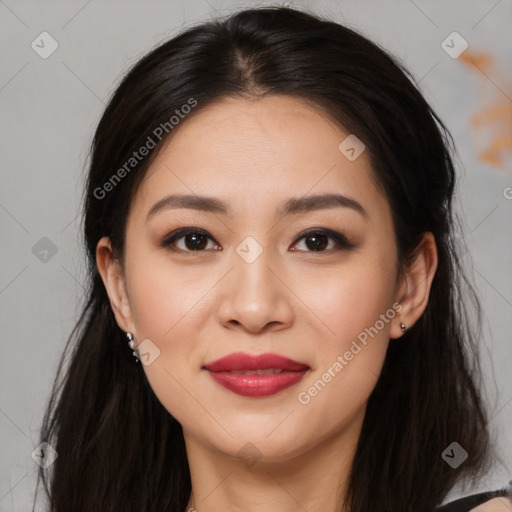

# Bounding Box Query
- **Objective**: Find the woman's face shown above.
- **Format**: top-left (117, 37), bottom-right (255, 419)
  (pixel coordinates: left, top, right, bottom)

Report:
top-left (99, 95), bottom-right (411, 463)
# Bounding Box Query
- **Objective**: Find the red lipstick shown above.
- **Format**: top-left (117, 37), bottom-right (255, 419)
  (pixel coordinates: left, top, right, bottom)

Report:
top-left (203, 352), bottom-right (310, 397)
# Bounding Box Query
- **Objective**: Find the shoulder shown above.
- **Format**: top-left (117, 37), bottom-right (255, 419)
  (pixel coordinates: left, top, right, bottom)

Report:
top-left (436, 481), bottom-right (512, 512)
top-left (468, 497), bottom-right (512, 511)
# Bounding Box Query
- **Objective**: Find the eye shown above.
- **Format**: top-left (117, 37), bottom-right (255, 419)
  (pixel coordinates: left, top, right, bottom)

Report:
top-left (161, 227), bottom-right (354, 254)
top-left (291, 228), bottom-right (354, 253)
top-left (161, 228), bottom-right (220, 252)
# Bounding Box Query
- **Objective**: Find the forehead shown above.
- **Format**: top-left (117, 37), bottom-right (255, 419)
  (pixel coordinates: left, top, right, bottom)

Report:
top-left (130, 95), bottom-right (390, 223)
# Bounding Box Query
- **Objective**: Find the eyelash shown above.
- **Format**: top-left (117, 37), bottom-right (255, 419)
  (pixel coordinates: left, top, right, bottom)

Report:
top-left (160, 227), bottom-right (355, 254)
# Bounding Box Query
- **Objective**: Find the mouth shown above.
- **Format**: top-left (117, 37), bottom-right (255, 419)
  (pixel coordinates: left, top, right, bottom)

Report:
top-left (202, 352), bottom-right (310, 397)
top-left (228, 368), bottom-right (289, 375)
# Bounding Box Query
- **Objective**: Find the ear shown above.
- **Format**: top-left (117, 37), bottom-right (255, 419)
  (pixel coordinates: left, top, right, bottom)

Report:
top-left (390, 231), bottom-right (438, 339)
top-left (96, 236), bottom-right (136, 335)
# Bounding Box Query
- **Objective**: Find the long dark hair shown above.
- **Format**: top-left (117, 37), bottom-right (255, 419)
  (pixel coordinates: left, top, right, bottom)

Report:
top-left (34, 6), bottom-right (496, 511)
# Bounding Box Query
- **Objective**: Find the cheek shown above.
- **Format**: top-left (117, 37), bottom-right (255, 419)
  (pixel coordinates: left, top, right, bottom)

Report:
top-left (128, 271), bottom-right (176, 339)
top-left (124, 249), bottom-right (209, 420)
top-left (296, 251), bottom-right (397, 400)
top-left (294, 270), bottom-right (394, 430)
top-left (299, 254), bottom-right (397, 344)
top-left (125, 245), bottom-right (206, 339)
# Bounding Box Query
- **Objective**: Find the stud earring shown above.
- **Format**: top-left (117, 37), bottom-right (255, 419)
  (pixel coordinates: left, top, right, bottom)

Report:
top-left (400, 322), bottom-right (406, 333)
top-left (126, 332), bottom-right (140, 363)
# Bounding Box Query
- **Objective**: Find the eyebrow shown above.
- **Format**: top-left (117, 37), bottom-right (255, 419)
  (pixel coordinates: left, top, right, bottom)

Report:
top-left (145, 193), bottom-right (368, 222)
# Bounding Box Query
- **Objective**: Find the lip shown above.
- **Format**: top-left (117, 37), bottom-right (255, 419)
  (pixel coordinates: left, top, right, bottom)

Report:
top-left (203, 352), bottom-right (310, 398)
top-left (204, 352), bottom-right (309, 372)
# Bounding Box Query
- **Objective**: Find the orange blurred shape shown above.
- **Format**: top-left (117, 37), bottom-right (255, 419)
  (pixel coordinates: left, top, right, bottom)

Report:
top-left (458, 50), bottom-right (512, 169)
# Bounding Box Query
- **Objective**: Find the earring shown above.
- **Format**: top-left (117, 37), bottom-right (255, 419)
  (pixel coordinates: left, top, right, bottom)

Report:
top-left (400, 322), bottom-right (406, 333)
top-left (126, 332), bottom-right (140, 363)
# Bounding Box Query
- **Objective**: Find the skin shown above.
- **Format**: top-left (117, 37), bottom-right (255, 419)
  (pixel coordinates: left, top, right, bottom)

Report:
top-left (470, 498), bottom-right (512, 511)
top-left (96, 95), bottom-right (438, 512)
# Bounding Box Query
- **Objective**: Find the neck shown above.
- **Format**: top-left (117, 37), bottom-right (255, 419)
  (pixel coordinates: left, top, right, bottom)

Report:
top-left (183, 410), bottom-right (363, 512)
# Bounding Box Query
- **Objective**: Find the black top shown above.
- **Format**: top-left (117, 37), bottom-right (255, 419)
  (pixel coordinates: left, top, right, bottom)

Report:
top-left (435, 481), bottom-right (512, 511)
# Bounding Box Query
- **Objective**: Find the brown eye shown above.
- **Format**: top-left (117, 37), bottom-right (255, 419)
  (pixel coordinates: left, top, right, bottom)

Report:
top-left (161, 228), bottom-right (220, 252)
top-left (291, 229), bottom-right (354, 252)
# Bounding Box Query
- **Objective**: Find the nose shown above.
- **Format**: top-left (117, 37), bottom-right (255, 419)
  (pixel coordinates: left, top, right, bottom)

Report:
top-left (217, 248), bottom-right (295, 334)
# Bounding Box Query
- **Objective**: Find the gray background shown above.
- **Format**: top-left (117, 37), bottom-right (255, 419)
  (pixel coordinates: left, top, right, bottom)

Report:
top-left (1, 0), bottom-right (511, 510)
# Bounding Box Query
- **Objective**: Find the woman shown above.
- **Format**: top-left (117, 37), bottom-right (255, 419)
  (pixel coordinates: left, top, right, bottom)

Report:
top-left (33, 6), bottom-right (511, 512)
